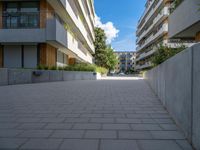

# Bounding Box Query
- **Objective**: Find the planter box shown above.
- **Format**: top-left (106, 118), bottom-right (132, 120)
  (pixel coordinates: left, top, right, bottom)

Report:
top-left (32, 70), bottom-right (50, 83)
top-left (0, 68), bottom-right (8, 86)
top-left (8, 69), bottom-right (32, 85)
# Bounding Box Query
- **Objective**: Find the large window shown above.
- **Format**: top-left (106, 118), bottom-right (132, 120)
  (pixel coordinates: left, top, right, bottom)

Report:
top-left (3, 1), bottom-right (39, 28)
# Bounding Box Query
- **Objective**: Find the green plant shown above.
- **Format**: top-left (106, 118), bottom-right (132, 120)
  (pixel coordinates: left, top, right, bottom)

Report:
top-left (49, 66), bottom-right (57, 70)
top-left (151, 44), bottom-right (186, 66)
top-left (37, 65), bottom-right (48, 70)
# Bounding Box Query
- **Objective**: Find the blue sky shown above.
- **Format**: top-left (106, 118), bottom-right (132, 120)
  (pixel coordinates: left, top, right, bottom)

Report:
top-left (94, 0), bottom-right (146, 52)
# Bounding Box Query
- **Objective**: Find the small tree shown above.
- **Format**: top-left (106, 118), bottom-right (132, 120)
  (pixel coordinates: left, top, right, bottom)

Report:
top-left (151, 44), bottom-right (186, 66)
top-left (94, 27), bottom-right (118, 71)
top-left (94, 27), bottom-right (108, 68)
top-left (106, 45), bottom-right (118, 71)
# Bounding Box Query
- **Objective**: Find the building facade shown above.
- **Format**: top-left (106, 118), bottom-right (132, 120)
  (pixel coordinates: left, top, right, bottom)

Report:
top-left (135, 0), bottom-right (172, 71)
top-left (135, 0), bottom-right (197, 71)
top-left (0, 0), bottom-right (95, 68)
top-left (168, 0), bottom-right (200, 42)
top-left (114, 51), bottom-right (135, 73)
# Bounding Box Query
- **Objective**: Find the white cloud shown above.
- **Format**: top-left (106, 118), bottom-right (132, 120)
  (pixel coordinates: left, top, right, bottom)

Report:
top-left (95, 15), bottom-right (119, 44)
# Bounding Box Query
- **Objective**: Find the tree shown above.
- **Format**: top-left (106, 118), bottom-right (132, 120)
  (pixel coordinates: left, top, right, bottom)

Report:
top-left (94, 27), bottom-right (118, 71)
top-left (106, 45), bottom-right (118, 71)
top-left (94, 27), bottom-right (108, 68)
top-left (151, 44), bottom-right (186, 66)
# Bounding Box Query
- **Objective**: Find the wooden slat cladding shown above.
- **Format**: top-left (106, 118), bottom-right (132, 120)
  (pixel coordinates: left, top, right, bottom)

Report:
top-left (69, 58), bottom-right (76, 65)
top-left (0, 1), bottom-right (2, 29)
top-left (40, 0), bottom-right (54, 28)
top-left (39, 44), bottom-right (56, 67)
top-left (0, 46), bottom-right (3, 68)
top-left (196, 32), bottom-right (200, 42)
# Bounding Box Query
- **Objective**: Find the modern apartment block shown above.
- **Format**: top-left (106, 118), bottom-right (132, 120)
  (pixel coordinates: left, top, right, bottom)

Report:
top-left (135, 0), bottom-right (193, 71)
top-left (114, 51), bottom-right (135, 73)
top-left (168, 0), bottom-right (200, 42)
top-left (0, 0), bottom-right (95, 68)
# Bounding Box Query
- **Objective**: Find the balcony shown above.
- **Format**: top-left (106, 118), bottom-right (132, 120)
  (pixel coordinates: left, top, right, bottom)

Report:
top-left (0, 11), bottom-right (45, 43)
top-left (135, 62), bottom-right (152, 70)
top-left (0, 11), bottom-right (68, 49)
top-left (169, 0), bottom-right (200, 39)
top-left (137, 0), bottom-right (163, 35)
top-left (137, 23), bottom-right (168, 52)
top-left (136, 49), bottom-right (156, 61)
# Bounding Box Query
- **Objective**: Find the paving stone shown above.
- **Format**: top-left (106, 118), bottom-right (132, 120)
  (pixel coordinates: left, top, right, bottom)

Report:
top-left (102, 124), bottom-right (130, 130)
top-left (0, 129), bottom-right (23, 137)
top-left (138, 140), bottom-right (182, 150)
top-left (73, 123), bottom-right (101, 130)
top-left (90, 118), bottom-right (115, 123)
top-left (40, 117), bottom-right (65, 123)
top-left (100, 140), bottom-right (140, 150)
top-left (18, 130), bottom-right (53, 138)
top-left (150, 131), bottom-right (185, 139)
top-left (65, 118), bottom-right (90, 123)
top-left (116, 118), bottom-right (141, 123)
top-left (45, 123), bottom-right (73, 130)
top-left (17, 123), bottom-right (46, 129)
top-left (59, 139), bottom-right (99, 150)
top-left (0, 78), bottom-right (194, 150)
top-left (160, 124), bottom-right (178, 130)
top-left (176, 140), bottom-right (194, 150)
top-left (154, 118), bottom-right (174, 124)
top-left (0, 138), bottom-right (27, 149)
top-left (85, 130), bottom-right (117, 139)
top-left (80, 114), bottom-right (103, 118)
top-left (119, 131), bottom-right (153, 139)
top-left (103, 114), bottom-right (125, 118)
top-left (51, 130), bottom-right (85, 138)
top-left (131, 124), bottom-right (162, 130)
top-left (20, 139), bottom-right (62, 150)
top-left (0, 123), bottom-right (19, 129)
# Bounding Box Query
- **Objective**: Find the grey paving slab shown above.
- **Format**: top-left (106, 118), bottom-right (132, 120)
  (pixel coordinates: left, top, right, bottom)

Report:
top-left (73, 123), bottom-right (101, 130)
top-left (102, 124), bottom-right (130, 130)
top-left (84, 130), bottom-right (117, 139)
top-left (51, 130), bottom-right (85, 138)
top-left (131, 124), bottom-right (162, 130)
top-left (0, 77), bottom-right (193, 150)
top-left (0, 138), bottom-right (27, 149)
top-left (20, 139), bottom-right (62, 150)
top-left (138, 140), bottom-right (182, 150)
top-left (18, 130), bottom-right (53, 138)
top-left (59, 139), bottom-right (99, 150)
top-left (119, 131), bottom-right (153, 139)
top-left (100, 140), bottom-right (140, 150)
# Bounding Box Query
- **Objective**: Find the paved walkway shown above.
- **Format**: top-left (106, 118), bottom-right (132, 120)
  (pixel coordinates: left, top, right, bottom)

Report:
top-left (0, 77), bottom-right (193, 150)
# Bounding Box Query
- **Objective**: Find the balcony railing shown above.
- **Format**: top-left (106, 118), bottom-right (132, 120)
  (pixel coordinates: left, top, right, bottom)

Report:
top-left (2, 11), bottom-right (40, 29)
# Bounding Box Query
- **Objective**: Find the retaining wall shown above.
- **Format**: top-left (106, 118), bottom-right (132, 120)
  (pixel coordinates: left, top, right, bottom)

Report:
top-left (0, 69), bottom-right (99, 86)
top-left (144, 43), bottom-right (200, 150)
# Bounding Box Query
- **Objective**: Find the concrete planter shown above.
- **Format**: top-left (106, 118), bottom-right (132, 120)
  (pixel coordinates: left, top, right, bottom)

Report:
top-left (8, 69), bottom-right (32, 85)
top-left (0, 68), bottom-right (8, 85)
top-left (0, 69), bottom-right (100, 86)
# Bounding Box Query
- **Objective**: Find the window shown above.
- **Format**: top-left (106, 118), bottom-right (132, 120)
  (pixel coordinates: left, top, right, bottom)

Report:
top-left (3, 1), bottom-right (39, 28)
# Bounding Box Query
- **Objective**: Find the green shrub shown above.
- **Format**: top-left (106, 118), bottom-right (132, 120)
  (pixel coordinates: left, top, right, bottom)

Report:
top-left (95, 66), bottom-right (108, 75)
top-left (37, 63), bottom-right (107, 74)
top-left (151, 44), bottom-right (186, 66)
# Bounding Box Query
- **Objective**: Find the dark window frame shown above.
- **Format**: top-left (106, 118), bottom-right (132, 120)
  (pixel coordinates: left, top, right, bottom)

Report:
top-left (2, 1), bottom-right (40, 29)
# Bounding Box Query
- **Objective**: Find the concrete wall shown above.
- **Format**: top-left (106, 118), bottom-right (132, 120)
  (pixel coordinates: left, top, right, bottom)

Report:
top-left (0, 69), bottom-right (99, 86)
top-left (169, 0), bottom-right (200, 38)
top-left (144, 43), bottom-right (200, 150)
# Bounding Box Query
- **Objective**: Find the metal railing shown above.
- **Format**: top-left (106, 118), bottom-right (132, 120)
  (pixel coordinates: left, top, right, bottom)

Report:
top-left (2, 11), bottom-right (40, 29)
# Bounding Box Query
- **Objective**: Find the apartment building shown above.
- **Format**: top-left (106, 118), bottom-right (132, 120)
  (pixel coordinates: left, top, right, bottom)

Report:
top-left (0, 0), bottom-right (95, 68)
top-left (168, 0), bottom-right (200, 42)
top-left (135, 0), bottom-right (179, 71)
top-left (114, 51), bottom-right (135, 73)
